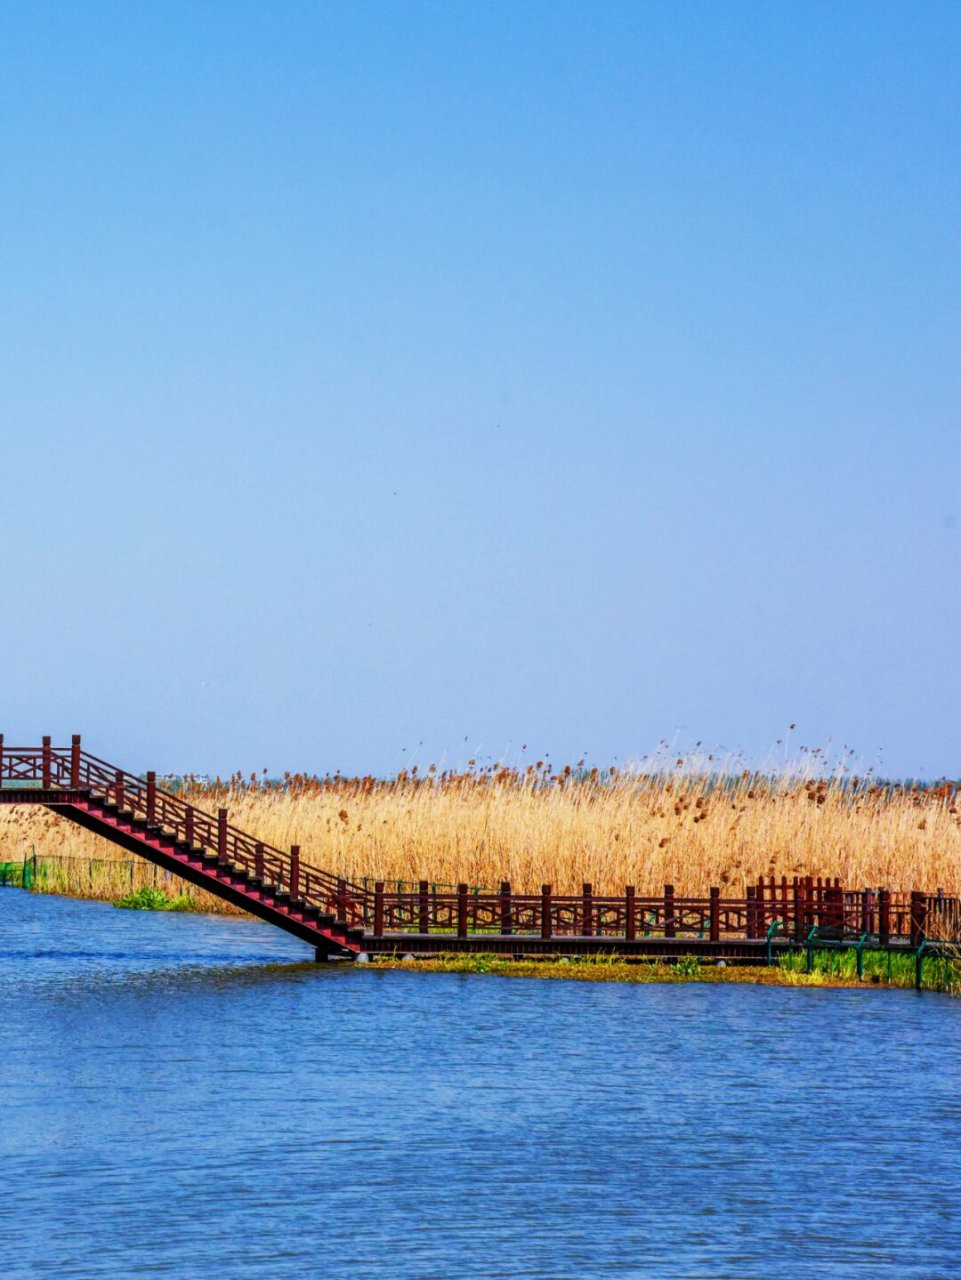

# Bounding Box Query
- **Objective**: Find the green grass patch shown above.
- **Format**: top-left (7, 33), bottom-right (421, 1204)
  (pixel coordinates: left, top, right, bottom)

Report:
top-left (114, 886), bottom-right (197, 912)
top-left (777, 945), bottom-right (961, 992)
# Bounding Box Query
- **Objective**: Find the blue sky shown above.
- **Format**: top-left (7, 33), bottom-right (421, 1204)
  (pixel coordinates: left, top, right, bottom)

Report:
top-left (1, 1), bottom-right (958, 778)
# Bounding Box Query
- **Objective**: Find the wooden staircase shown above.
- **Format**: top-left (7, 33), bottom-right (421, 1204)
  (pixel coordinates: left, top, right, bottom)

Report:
top-left (0, 736), bottom-right (366, 958)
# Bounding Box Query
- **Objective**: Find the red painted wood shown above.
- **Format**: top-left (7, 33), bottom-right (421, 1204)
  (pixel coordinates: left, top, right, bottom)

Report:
top-left (457, 884), bottom-right (469, 938)
top-left (746, 885), bottom-right (757, 939)
top-left (374, 881), bottom-right (385, 937)
top-left (664, 884), bottom-right (675, 939)
top-left (500, 881), bottom-right (512, 936)
top-left (541, 884), bottom-right (552, 940)
top-left (910, 890), bottom-right (927, 948)
top-left (290, 845), bottom-right (300, 899)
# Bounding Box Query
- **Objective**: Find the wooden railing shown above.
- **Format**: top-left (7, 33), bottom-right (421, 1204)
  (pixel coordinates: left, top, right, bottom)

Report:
top-left (2, 737), bottom-right (956, 945)
top-left (359, 876), bottom-right (956, 945)
top-left (0, 736), bottom-right (366, 923)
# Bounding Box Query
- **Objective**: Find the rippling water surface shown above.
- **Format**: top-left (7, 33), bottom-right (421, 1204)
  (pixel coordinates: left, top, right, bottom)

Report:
top-left (2, 888), bottom-right (960, 1279)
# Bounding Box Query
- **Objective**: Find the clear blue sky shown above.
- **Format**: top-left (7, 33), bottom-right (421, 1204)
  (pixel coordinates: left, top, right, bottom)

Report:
top-left (1, 1), bottom-right (958, 779)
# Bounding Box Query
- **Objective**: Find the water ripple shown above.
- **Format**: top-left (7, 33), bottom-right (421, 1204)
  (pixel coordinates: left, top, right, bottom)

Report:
top-left (2, 889), bottom-right (960, 1278)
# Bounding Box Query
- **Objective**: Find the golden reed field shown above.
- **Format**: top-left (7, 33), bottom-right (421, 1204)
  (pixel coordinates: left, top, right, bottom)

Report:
top-left (2, 757), bottom-right (960, 910)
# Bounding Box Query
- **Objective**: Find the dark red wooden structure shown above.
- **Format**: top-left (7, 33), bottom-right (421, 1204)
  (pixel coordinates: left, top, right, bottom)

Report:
top-left (1, 738), bottom-right (954, 961)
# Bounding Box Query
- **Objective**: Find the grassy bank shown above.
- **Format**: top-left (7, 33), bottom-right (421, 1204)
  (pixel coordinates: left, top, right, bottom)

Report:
top-left (0, 850), bottom-right (232, 912)
top-left (368, 951), bottom-right (961, 994)
top-left (2, 761), bottom-right (960, 907)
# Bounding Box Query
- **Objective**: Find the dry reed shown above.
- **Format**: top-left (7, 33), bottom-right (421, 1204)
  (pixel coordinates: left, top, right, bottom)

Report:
top-left (1, 761), bottom-right (959, 907)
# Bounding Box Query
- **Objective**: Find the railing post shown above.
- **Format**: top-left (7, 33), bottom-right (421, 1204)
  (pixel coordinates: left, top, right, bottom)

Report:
top-left (42, 736), bottom-right (52, 789)
top-left (217, 808), bottom-right (228, 862)
top-left (115, 769), bottom-right (125, 812)
top-left (146, 771), bottom-right (156, 824)
top-left (756, 874), bottom-right (765, 931)
top-left (289, 845), bottom-right (300, 900)
top-left (254, 841), bottom-right (264, 880)
top-left (500, 881), bottom-right (512, 935)
top-left (185, 806), bottom-right (195, 847)
top-left (70, 735), bottom-right (81, 788)
top-left (746, 885), bottom-right (757, 939)
top-left (374, 881), bottom-right (385, 937)
top-left (879, 888), bottom-right (891, 946)
top-left (910, 890), bottom-right (927, 949)
top-left (793, 878), bottom-right (804, 943)
top-left (337, 877), bottom-right (347, 919)
top-left (541, 884), bottom-right (552, 940)
top-left (419, 880), bottom-right (430, 935)
top-left (664, 884), bottom-right (675, 938)
top-left (582, 882), bottom-right (593, 937)
top-left (710, 886), bottom-right (720, 943)
top-left (457, 883), bottom-right (469, 938)
top-left (625, 885), bottom-right (636, 942)
top-left (0, 733), bottom-right (4, 787)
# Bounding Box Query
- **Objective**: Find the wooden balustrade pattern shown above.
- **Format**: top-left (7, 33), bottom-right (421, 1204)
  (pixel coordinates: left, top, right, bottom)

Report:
top-left (1, 738), bottom-right (957, 946)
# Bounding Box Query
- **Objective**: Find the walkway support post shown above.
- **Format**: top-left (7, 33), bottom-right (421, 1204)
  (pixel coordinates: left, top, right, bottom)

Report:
top-left (709, 887), bottom-right (720, 943)
top-left (541, 884), bottom-right (552, 940)
top-left (70, 735), bottom-right (81, 788)
top-left (625, 885), bottom-right (636, 942)
top-left (457, 883), bottom-right (469, 938)
top-left (500, 881), bottom-right (512, 936)
top-left (42, 736), bottom-right (51, 789)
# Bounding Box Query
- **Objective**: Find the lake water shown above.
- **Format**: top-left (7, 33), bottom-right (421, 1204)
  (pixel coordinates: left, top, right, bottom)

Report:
top-left (2, 888), bottom-right (960, 1279)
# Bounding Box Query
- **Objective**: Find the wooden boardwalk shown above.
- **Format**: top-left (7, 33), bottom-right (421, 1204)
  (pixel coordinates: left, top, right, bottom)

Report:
top-left (1, 737), bottom-right (957, 962)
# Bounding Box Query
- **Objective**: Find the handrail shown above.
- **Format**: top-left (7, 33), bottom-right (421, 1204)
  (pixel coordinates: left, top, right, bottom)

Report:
top-left (0, 738), bottom-right (369, 922)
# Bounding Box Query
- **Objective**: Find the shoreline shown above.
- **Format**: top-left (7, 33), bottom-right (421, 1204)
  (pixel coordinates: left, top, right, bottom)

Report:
top-left (365, 953), bottom-right (961, 994)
